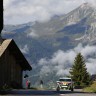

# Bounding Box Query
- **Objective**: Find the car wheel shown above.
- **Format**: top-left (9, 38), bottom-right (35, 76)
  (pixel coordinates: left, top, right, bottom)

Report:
top-left (56, 85), bottom-right (60, 91)
top-left (71, 88), bottom-right (74, 91)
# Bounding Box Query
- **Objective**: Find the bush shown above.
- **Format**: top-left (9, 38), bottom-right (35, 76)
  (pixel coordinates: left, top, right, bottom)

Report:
top-left (0, 84), bottom-right (12, 91)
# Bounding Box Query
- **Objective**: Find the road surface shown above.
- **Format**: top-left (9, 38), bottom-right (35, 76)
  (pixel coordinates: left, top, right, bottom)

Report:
top-left (0, 89), bottom-right (96, 96)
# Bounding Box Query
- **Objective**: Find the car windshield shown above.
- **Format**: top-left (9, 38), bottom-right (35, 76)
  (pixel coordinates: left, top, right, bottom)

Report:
top-left (59, 79), bottom-right (71, 82)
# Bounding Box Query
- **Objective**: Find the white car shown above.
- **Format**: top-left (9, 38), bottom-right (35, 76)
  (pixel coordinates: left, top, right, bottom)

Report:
top-left (56, 77), bottom-right (74, 91)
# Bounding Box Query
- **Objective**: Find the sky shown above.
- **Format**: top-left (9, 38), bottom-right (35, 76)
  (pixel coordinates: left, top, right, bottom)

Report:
top-left (4, 0), bottom-right (96, 25)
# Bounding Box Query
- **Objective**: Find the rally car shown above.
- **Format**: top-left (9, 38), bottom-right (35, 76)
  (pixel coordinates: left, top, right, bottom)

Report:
top-left (56, 77), bottom-right (74, 91)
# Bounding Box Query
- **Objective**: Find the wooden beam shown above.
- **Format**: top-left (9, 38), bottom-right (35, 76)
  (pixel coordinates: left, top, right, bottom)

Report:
top-left (0, 0), bottom-right (3, 32)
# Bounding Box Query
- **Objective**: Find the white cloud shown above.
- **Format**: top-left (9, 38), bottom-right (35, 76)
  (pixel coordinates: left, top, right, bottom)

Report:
top-left (4, 0), bottom-right (96, 24)
top-left (39, 65), bottom-right (51, 76)
top-left (84, 0), bottom-right (96, 7)
top-left (38, 58), bottom-right (49, 66)
top-left (81, 45), bottom-right (96, 58)
top-left (38, 43), bottom-right (96, 76)
top-left (20, 45), bottom-right (29, 54)
top-left (27, 30), bottom-right (39, 38)
top-left (51, 50), bottom-right (76, 65)
top-left (86, 58), bottom-right (96, 74)
top-left (4, 0), bottom-right (86, 24)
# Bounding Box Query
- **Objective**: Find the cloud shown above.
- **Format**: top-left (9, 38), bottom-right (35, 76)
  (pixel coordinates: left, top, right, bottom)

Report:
top-left (84, 0), bottom-right (96, 7)
top-left (4, 0), bottom-right (86, 24)
top-left (81, 45), bottom-right (96, 58)
top-left (20, 44), bottom-right (29, 54)
top-left (4, 0), bottom-right (96, 24)
top-left (27, 30), bottom-right (39, 38)
top-left (86, 58), bottom-right (96, 74)
top-left (39, 65), bottom-right (51, 76)
top-left (38, 43), bottom-right (96, 76)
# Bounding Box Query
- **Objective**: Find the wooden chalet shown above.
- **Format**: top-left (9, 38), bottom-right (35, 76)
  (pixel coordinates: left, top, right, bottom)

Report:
top-left (0, 39), bottom-right (32, 88)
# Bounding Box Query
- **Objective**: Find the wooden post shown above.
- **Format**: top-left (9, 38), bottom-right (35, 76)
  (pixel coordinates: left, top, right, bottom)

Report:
top-left (0, 0), bottom-right (3, 33)
top-left (0, 0), bottom-right (3, 44)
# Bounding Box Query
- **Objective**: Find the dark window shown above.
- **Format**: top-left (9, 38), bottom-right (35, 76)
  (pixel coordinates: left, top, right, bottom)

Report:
top-left (59, 79), bottom-right (71, 82)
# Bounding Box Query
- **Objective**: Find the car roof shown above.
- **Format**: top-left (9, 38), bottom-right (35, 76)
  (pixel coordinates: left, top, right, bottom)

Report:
top-left (59, 77), bottom-right (71, 79)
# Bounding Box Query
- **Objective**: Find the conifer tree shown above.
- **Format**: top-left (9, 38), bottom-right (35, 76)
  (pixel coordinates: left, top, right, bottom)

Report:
top-left (70, 53), bottom-right (90, 86)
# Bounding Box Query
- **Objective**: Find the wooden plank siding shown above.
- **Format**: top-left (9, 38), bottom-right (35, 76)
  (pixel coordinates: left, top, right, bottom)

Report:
top-left (0, 39), bottom-right (32, 89)
top-left (0, 48), bottom-right (22, 88)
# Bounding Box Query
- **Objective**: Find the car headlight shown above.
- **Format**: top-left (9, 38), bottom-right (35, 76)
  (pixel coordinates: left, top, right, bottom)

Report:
top-left (67, 83), bottom-right (71, 86)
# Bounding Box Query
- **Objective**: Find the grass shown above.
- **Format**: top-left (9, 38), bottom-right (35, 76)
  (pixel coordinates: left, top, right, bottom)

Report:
top-left (83, 81), bottom-right (96, 93)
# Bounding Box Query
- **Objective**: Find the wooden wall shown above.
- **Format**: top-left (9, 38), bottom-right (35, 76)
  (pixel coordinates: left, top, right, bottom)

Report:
top-left (0, 48), bottom-right (23, 88)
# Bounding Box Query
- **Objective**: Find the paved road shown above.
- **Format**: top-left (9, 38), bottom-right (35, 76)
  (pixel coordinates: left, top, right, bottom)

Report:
top-left (0, 89), bottom-right (96, 96)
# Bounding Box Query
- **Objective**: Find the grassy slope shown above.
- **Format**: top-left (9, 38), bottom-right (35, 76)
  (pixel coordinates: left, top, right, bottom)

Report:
top-left (83, 81), bottom-right (96, 93)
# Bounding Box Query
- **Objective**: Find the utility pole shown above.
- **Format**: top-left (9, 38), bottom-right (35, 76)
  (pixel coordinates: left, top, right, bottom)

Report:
top-left (0, 0), bottom-right (4, 43)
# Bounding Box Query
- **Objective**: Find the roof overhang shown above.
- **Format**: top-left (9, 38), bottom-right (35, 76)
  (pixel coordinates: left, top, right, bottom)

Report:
top-left (0, 39), bottom-right (32, 71)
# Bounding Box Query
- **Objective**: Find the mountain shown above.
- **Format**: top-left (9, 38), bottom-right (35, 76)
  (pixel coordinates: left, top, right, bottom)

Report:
top-left (2, 3), bottom-right (96, 87)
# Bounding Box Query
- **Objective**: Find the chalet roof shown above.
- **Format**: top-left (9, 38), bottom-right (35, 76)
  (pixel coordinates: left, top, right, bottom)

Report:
top-left (0, 39), bottom-right (11, 56)
top-left (0, 39), bottom-right (32, 71)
